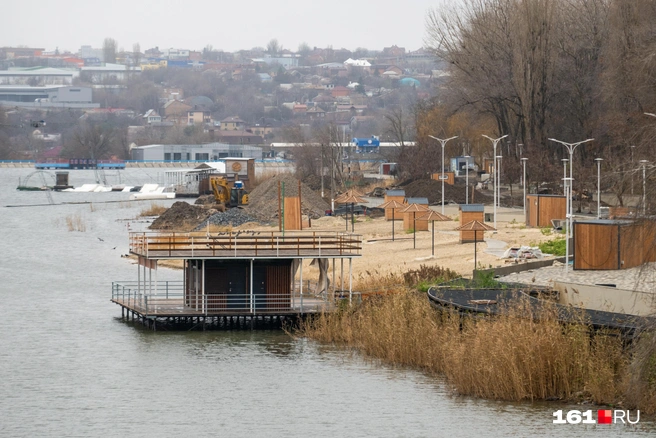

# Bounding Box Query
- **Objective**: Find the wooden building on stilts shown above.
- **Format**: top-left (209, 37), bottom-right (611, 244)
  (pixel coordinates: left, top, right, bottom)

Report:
top-left (111, 230), bottom-right (362, 329)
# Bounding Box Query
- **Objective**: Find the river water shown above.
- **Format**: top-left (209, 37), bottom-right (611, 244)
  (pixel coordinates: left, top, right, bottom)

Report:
top-left (0, 167), bottom-right (652, 437)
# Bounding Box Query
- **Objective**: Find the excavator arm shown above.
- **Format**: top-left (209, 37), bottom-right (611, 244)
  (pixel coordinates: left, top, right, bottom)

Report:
top-left (209, 176), bottom-right (230, 205)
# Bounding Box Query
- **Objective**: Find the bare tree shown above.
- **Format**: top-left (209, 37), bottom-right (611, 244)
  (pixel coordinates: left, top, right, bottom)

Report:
top-left (103, 38), bottom-right (118, 63)
top-left (267, 39), bottom-right (283, 55)
top-left (132, 43), bottom-right (141, 67)
top-left (66, 121), bottom-right (114, 159)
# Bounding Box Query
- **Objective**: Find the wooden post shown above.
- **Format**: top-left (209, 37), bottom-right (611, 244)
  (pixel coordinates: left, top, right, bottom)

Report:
top-left (278, 181), bottom-right (282, 232)
top-left (298, 179), bottom-right (303, 230)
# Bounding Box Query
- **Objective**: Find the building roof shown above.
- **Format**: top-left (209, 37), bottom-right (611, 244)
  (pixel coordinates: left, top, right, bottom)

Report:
top-left (132, 142), bottom-right (263, 151)
top-left (185, 95), bottom-right (213, 108)
top-left (221, 116), bottom-right (246, 124)
top-left (459, 204), bottom-right (485, 212)
top-left (406, 197), bottom-right (429, 205)
top-left (0, 67), bottom-right (76, 76)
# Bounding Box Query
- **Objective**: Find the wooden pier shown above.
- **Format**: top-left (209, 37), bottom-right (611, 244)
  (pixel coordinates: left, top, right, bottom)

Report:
top-left (113, 231), bottom-right (363, 330)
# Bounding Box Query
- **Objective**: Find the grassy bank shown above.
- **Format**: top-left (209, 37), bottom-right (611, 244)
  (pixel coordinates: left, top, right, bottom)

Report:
top-left (297, 268), bottom-right (656, 413)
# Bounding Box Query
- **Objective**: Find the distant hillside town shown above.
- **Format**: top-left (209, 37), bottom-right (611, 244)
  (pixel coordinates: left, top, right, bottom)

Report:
top-left (0, 42), bottom-right (442, 165)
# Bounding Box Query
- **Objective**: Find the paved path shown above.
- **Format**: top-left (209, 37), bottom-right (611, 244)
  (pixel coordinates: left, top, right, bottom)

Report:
top-left (498, 262), bottom-right (656, 292)
top-left (484, 238), bottom-right (507, 257)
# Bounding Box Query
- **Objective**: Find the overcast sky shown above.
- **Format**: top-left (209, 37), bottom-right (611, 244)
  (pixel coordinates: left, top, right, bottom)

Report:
top-left (2, 0), bottom-right (442, 54)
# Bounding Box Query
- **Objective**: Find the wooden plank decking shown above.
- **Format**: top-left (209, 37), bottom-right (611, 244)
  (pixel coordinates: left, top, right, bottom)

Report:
top-left (111, 296), bottom-right (333, 317)
top-left (129, 231), bottom-right (362, 259)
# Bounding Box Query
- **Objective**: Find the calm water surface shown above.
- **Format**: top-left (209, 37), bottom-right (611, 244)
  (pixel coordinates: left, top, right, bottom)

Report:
top-left (0, 168), bottom-right (652, 437)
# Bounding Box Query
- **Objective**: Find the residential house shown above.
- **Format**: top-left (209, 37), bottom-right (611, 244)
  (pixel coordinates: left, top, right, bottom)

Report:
top-left (331, 86), bottom-right (350, 98)
top-left (249, 118), bottom-right (280, 138)
top-left (382, 45), bottom-right (406, 58)
top-left (161, 87), bottom-right (184, 101)
top-left (187, 108), bottom-right (212, 125)
top-left (220, 116), bottom-right (247, 131)
top-left (162, 100), bottom-right (192, 124)
top-left (143, 109), bottom-right (162, 124)
top-left (371, 64), bottom-right (403, 76)
top-left (306, 106), bottom-right (325, 120)
top-left (292, 103), bottom-right (308, 115)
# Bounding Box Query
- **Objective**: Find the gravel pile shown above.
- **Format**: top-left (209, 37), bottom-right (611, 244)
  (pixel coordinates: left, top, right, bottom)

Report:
top-left (401, 178), bottom-right (492, 205)
top-left (149, 201), bottom-right (213, 231)
top-left (246, 174), bottom-right (330, 221)
top-left (194, 208), bottom-right (260, 230)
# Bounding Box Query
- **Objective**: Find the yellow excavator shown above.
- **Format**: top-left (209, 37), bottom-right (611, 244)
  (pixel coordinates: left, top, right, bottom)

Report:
top-left (209, 176), bottom-right (249, 209)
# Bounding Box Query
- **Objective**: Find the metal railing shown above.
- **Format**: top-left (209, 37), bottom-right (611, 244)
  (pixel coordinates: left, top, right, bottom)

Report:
top-left (129, 231), bottom-right (363, 258)
top-left (111, 281), bottom-right (334, 315)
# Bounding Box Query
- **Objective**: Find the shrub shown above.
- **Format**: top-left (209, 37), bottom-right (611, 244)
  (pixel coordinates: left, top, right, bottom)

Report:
top-left (539, 238), bottom-right (566, 256)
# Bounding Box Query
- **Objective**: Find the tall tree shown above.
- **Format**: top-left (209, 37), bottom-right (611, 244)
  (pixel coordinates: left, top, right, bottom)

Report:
top-left (103, 38), bottom-right (118, 63)
top-left (132, 43), bottom-right (141, 67)
top-left (267, 39), bottom-right (282, 55)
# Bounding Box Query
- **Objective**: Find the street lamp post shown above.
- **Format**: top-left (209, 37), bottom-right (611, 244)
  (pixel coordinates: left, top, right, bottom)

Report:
top-left (640, 160), bottom-right (649, 216)
top-left (482, 134), bottom-right (508, 229)
top-left (464, 155), bottom-right (471, 204)
top-left (631, 145), bottom-right (636, 195)
top-left (496, 155), bottom-right (503, 214)
top-left (562, 159), bottom-right (568, 196)
top-left (595, 158), bottom-right (603, 219)
top-left (428, 135), bottom-right (458, 215)
top-left (548, 137), bottom-right (595, 274)
top-left (521, 157), bottom-right (528, 220)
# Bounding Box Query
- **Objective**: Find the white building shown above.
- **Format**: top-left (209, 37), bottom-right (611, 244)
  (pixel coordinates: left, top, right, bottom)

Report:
top-left (131, 142), bottom-right (263, 161)
top-left (0, 67), bottom-right (78, 85)
top-left (0, 85), bottom-right (99, 108)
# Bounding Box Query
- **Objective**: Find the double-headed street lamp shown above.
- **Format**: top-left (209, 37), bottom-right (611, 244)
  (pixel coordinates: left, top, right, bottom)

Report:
top-left (482, 134), bottom-right (508, 229)
top-left (428, 135), bottom-right (458, 214)
top-left (548, 137), bottom-right (595, 274)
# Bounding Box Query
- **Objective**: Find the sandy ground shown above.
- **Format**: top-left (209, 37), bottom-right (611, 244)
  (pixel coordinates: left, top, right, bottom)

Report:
top-left (225, 205), bottom-right (557, 280)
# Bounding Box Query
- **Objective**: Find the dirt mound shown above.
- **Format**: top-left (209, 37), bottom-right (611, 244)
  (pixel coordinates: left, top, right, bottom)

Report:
top-left (149, 201), bottom-right (214, 231)
top-left (401, 178), bottom-right (492, 205)
top-left (246, 174), bottom-right (330, 222)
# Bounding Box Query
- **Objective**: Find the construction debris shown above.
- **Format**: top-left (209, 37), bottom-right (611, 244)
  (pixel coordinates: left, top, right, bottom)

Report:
top-left (245, 174), bottom-right (330, 222)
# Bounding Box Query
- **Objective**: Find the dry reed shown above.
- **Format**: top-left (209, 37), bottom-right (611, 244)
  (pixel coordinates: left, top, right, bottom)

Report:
top-left (139, 202), bottom-right (167, 217)
top-left (65, 213), bottom-right (86, 232)
top-left (299, 272), bottom-right (651, 410)
top-left (625, 328), bottom-right (656, 413)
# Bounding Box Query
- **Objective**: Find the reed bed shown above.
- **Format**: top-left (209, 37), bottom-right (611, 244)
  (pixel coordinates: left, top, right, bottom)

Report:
top-left (298, 268), bottom-right (655, 412)
top-left (64, 213), bottom-right (86, 232)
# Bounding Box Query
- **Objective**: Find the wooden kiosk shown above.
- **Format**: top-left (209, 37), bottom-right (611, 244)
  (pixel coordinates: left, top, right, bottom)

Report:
top-left (526, 194), bottom-right (566, 228)
top-left (573, 220), bottom-right (656, 270)
top-left (383, 190), bottom-right (406, 220)
top-left (459, 204), bottom-right (485, 243)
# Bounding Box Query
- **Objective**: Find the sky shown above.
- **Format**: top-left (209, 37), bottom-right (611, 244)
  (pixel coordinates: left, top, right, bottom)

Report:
top-left (2, 0), bottom-right (444, 54)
